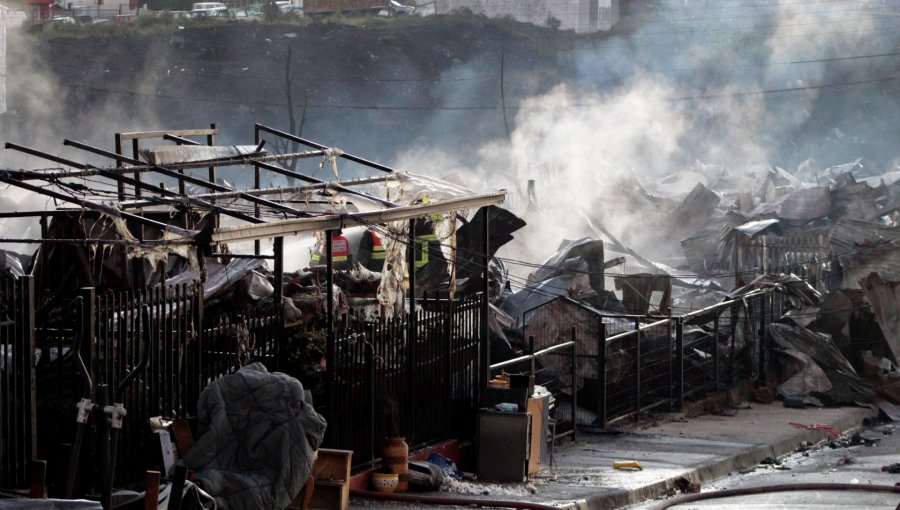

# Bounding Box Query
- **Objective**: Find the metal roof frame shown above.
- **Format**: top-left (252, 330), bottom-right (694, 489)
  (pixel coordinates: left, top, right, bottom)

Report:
top-left (0, 124), bottom-right (507, 245)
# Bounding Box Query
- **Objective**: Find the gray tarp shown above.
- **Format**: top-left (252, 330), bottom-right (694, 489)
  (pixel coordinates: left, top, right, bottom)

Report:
top-left (184, 363), bottom-right (327, 510)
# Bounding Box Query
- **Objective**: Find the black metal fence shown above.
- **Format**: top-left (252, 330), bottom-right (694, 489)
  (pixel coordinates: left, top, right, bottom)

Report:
top-left (517, 288), bottom-right (784, 430)
top-left (5, 273), bottom-right (479, 488)
top-left (1, 280), bottom-right (282, 492)
top-left (0, 275), bottom-right (36, 489)
top-left (325, 293), bottom-right (483, 467)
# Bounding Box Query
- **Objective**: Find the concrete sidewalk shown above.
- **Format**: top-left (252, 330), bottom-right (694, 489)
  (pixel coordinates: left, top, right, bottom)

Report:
top-left (349, 404), bottom-right (877, 509)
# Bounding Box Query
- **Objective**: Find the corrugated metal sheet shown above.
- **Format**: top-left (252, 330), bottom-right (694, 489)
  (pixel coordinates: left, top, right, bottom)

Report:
top-left (140, 145), bottom-right (264, 165)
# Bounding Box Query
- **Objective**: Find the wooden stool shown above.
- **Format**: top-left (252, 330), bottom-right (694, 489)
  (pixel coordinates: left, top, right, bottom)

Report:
top-left (287, 449), bottom-right (352, 510)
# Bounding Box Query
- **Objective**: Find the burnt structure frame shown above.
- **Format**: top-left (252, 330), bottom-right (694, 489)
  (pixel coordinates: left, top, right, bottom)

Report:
top-left (0, 122), bottom-right (505, 488)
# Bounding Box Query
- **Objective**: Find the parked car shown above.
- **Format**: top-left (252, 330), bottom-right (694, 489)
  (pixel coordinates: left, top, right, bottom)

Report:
top-left (390, 0), bottom-right (414, 15)
top-left (227, 7), bottom-right (261, 21)
top-left (378, 1), bottom-right (415, 17)
top-left (47, 16), bottom-right (77, 25)
top-left (191, 2), bottom-right (227, 17)
top-left (114, 13), bottom-right (137, 23)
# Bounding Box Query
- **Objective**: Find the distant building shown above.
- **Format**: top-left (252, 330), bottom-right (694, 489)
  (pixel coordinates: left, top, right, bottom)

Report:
top-left (62, 0), bottom-right (136, 20)
top-left (434, 0), bottom-right (620, 33)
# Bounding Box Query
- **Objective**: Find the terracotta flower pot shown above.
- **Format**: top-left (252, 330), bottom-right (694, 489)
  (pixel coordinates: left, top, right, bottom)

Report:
top-left (370, 472), bottom-right (399, 493)
top-left (382, 436), bottom-right (409, 493)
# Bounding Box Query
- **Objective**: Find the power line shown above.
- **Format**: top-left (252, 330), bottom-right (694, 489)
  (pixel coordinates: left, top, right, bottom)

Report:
top-left (62, 72), bottom-right (898, 112)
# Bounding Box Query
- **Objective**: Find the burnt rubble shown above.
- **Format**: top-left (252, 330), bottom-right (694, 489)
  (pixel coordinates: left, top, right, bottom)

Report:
top-left (495, 156), bottom-right (900, 411)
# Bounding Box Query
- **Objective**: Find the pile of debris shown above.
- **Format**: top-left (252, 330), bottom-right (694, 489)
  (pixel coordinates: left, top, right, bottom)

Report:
top-left (493, 155), bottom-right (900, 412)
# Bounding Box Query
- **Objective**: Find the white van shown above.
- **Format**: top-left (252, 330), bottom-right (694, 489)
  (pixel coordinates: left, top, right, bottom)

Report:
top-left (191, 2), bottom-right (228, 17)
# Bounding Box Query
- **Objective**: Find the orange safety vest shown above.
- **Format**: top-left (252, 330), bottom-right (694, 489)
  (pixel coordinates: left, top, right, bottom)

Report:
top-left (370, 230), bottom-right (386, 260)
top-left (310, 234), bottom-right (350, 265)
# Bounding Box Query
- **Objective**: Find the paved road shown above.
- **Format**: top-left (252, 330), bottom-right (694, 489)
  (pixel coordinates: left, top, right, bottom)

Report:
top-left (635, 421), bottom-right (900, 509)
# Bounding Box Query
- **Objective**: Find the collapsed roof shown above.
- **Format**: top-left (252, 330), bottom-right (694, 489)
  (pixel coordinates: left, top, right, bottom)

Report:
top-left (0, 124), bottom-right (509, 309)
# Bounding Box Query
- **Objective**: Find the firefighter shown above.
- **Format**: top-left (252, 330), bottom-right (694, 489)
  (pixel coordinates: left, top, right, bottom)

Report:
top-left (413, 198), bottom-right (443, 270)
top-left (309, 231), bottom-right (351, 270)
top-left (357, 228), bottom-right (386, 272)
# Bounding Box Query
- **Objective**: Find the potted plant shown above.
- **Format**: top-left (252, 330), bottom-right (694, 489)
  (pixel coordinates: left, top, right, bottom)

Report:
top-left (377, 395), bottom-right (408, 493)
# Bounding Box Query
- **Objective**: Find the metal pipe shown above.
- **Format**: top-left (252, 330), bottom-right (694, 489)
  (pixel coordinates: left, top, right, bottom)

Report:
top-left (602, 289), bottom-right (771, 345)
top-left (325, 230), bottom-right (335, 424)
top-left (6, 145), bottom-right (262, 224)
top-left (674, 317), bottom-right (684, 411)
top-left (480, 206), bottom-right (490, 388)
top-left (256, 123), bottom-right (394, 174)
top-left (163, 133), bottom-right (200, 145)
top-left (253, 159), bottom-right (398, 208)
top-left (120, 174), bottom-right (396, 209)
top-left (490, 341), bottom-right (575, 371)
top-left (0, 174), bottom-right (196, 238)
top-left (407, 218), bottom-right (417, 441)
top-left (62, 139), bottom-right (315, 218)
top-left (0, 238), bottom-right (192, 245)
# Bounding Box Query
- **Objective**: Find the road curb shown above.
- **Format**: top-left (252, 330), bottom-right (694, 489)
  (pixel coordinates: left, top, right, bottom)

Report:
top-left (580, 407), bottom-right (876, 509)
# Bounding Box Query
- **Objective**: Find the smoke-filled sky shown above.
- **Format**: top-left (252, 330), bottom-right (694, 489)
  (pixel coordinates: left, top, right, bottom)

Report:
top-left (1, 0), bottom-right (898, 266)
top-left (394, 0), bottom-right (900, 267)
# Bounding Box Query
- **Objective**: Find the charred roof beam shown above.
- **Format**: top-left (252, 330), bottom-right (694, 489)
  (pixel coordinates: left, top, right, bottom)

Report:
top-left (117, 175), bottom-right (396, 209)
top-left (62, 140), bottom-right (315, 219)
top-left (4, 142), bottom-right (262, 224)
top-left (256, 123), bottom-right (394, 174)
top-left (0, 174), bottom-right (196, 238)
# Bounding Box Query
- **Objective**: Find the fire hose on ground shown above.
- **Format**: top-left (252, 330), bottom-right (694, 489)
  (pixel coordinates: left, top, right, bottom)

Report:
top-left (350, 489), bottom-right (564, 510)
top-left (652, 482), bottom-right (900, 509)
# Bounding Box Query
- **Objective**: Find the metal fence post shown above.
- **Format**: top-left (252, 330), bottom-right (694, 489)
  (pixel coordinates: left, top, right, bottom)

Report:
top-left (23, 276), bottom-right (37, 468)
top-left (365, 327), bottom-right (376, 465)
top-left (713, 314), bottom-right (720, 391)
top-left (597, 317), bottom-right (607, 428)
top-left (757, 295), bottom-right (766, 382)
top-left (570, 326), bottom-right (577, 442)
top-left (78, 287), bottom-right (97, 379)
top-left (325, 229), bottom-right (336, 436)
top-left (273, 236), bottom-right (284, 371)
top-left (634, 318), bottom-right (641, 423)
top-left (675, 317), bottom-right (684, 412)
top-left (480, 208), bottom-right (491, 395)
top-left (407, 220), bottom-right (418, 443)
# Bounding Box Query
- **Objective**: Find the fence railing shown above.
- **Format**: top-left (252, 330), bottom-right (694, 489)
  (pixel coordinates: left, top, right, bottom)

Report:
top-left (325, 293), bottom-right (483, 467)
top-left (0, 275), bottom-right (36, 489)
top-left (515, 288), bottom-right (784, 430)
top-left (7, 281), bottom-right (281, 492)
top-left (734, 234), bottom-right (832, 294)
